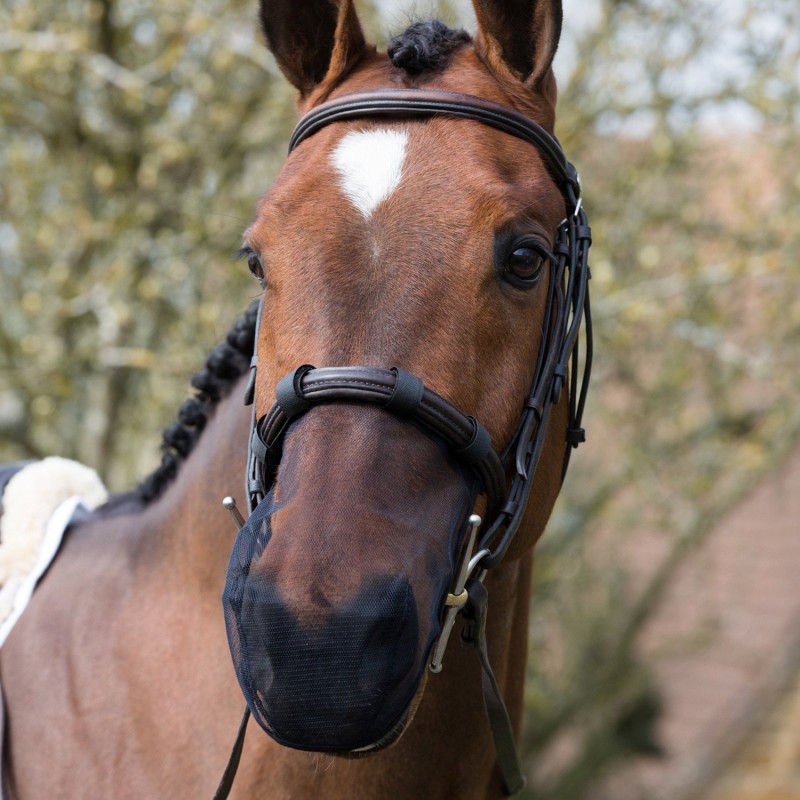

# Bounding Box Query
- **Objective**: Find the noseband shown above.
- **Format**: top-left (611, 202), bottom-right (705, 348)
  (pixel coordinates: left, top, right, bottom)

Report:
top-left (219, 88), bottom-right (593, 799)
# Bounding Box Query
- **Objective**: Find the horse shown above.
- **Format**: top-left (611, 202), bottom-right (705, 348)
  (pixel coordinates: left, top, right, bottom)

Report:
top-left (0, 0), bottom-right (591, 797)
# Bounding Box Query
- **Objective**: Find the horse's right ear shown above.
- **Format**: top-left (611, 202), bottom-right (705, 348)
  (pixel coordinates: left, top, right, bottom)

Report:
top-left (259, 0), bottom-right (368, 99)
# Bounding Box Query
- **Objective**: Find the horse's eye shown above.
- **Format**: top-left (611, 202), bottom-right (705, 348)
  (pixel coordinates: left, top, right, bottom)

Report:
top-left (506, 246), bottom-right (545, 284)
top-left (235, 246), bottom-right (266, 285)
top-left (247, 254), bottom-right (264, 282)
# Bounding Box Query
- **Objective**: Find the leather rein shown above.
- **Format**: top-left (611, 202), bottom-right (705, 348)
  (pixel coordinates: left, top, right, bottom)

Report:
top-left (215, 88), bottom-right (593, 799)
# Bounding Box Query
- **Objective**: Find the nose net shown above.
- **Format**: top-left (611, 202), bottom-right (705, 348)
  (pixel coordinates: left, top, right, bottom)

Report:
top-left (222, 407), bottom-right (479, 752)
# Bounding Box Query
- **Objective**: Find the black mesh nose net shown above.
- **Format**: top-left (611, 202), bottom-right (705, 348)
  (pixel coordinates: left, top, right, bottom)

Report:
top-left (222, 406), bottom-right (479, 752)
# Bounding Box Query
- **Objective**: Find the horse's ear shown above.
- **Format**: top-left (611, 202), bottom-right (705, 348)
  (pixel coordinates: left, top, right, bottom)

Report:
top-left (259, 0), bottom-right (368, 98)
top-left (471, 0), bottom-right (562, 88)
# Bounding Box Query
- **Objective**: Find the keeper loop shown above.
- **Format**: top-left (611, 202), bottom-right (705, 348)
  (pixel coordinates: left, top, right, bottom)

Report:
top-left (501, 499), bottom-right (520, 518)
top-left (524, 397), bottom-right (544, 417)
top-left (386, 367), bottom-right (425, 416)
top-left (453, 417), bottom-right (492, 466)
top-left (566, 427), bottom-right (586, 446)
top-left (249, 427), bottom-right (268, 463)
top-left (445, 590), bottom-right (469, 609)
top-left (275, 364), bottom-right (315, 421)
top-left (551, 376), bottom-right (564, 405)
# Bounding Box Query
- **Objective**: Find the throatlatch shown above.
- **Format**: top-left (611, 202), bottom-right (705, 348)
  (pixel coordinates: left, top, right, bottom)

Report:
top-left (215, 88), bottom-right (592, 800)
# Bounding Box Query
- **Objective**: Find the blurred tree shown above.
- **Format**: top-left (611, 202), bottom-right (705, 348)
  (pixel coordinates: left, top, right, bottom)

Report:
top-left (0, 0), bottom-right (298, 487)
top-left (517, 0), bottom-right (800, 795)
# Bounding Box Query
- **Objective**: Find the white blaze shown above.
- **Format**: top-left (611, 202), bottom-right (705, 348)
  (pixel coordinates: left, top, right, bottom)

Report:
top-left (331, 129), bottom-right (408, 218)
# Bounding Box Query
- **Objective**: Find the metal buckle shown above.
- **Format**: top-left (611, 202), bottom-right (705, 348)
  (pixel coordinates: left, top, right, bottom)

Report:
top-left (573, 171), bottom-right (583, 217)
top-left (429, 515), bottom-right (488, 673)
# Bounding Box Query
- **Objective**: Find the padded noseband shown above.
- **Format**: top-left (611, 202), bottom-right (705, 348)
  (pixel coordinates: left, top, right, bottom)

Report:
top-left (248, 366), bottom-right (506, 517)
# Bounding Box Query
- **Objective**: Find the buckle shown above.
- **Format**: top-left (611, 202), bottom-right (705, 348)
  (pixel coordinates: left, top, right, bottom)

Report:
top-left (429, 515), bottom-right (488, 673)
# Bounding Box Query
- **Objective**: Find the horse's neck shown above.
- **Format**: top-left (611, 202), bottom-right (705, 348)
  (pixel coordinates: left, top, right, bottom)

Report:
top-left (139, 377), bottom-right (252, 586)
top-left (0, 379), bottom-right (254, 798)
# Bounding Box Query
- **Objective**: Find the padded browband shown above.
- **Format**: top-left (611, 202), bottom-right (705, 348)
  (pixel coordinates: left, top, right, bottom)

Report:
top-left (288, 88), bottom-right (580, 199)
top-left (253, 366), bottom-right (506, 516)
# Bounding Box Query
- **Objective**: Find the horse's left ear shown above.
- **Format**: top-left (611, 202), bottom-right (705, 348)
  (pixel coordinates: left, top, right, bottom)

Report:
top-left (471, 0), bottom-right (562, 88)
top-left (259, 0), bottom-right (368, 98)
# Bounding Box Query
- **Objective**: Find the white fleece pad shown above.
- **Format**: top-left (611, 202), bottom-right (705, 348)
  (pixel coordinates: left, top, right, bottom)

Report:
top-left (0, 457), bottom-right (108, 638)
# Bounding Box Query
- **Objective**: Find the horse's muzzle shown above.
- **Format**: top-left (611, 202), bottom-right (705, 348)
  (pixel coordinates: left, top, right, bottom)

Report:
top-left (233, 572), bottom-right (419, 751)
top-left (222, 407), bottom-right (479, 753)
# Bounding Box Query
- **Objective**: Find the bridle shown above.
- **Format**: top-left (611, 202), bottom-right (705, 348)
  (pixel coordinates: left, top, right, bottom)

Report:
top-left (247, 87), bottom-right (592, 571)
top-left (216, 88), bottom-right (592, 799)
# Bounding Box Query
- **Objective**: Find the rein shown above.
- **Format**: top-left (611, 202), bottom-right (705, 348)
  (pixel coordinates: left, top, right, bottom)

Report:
top-left (216, 88), bottom-right (592, 799)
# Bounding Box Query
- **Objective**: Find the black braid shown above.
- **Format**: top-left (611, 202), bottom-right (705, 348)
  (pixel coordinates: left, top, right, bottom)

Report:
top-left (135, 300), bottom-right (259, 504)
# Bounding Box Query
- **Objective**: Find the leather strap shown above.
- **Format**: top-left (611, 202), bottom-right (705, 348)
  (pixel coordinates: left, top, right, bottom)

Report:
top-left (289, 88), bottom-right (579, 199)
top-left (461, 579), bottom-right (526, 796)
top-left (212, 707), bottom-right (251, 800)
top-left (243, 355), bottom-right (257, 407)
top-left (250, 366), bottom-right (507, 516)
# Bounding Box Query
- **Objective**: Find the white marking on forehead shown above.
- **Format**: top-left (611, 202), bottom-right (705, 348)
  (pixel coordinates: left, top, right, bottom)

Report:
top-left (331, 129), bottom-right (408, 218)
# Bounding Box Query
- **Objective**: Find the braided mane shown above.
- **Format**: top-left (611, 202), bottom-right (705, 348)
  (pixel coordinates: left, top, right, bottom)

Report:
top-left (96, 301), bottom-right (258, 515)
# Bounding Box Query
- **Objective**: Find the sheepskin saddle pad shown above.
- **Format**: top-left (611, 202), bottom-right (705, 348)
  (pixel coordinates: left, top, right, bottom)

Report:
top-left (0, 457), bottom-right (108, 646)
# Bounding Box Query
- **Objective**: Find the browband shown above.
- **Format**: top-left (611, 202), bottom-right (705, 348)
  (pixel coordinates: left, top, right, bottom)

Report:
top-left (289, 88), bottom-right (581, 201)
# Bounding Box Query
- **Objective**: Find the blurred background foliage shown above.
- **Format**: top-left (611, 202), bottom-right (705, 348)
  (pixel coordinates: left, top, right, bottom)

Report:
top-left (1, 0), bottom-right (798, 796)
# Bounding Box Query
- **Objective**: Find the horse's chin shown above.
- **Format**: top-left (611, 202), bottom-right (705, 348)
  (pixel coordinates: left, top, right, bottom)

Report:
top-left (339, 671), bottom-right (430, 759)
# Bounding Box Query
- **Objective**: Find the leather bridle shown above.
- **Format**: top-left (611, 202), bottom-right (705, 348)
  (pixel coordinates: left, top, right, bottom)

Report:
top-left (216, 88), bottom-right (592, 799)
top-left (246, 88), bottom-right (592, 567)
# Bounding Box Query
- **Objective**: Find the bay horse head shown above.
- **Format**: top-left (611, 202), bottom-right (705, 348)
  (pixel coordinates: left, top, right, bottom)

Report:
top-left (222, 0), bottom-right (591, 779)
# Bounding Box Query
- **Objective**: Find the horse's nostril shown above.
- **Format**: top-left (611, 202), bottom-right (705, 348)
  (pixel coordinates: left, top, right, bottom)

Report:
top-left (240, 574), bottom-right (421, 751)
